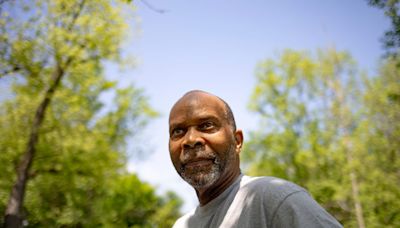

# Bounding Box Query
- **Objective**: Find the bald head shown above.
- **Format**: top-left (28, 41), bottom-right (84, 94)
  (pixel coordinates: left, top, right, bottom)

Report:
top-left (170, 90), bottom-right (237, 132)
top-left (168, 90), bottom-right (243, 196)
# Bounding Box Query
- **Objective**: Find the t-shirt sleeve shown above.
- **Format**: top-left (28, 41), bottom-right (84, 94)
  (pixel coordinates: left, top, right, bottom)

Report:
top-left (271, 190), bottom-right (343, 228)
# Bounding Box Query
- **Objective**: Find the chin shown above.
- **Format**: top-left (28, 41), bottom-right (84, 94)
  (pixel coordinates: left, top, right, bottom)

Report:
top-left (181, 165), bottom-right (221, 189)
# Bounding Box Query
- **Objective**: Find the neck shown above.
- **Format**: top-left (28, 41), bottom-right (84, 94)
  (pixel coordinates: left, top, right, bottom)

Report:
top-left (195, 169), bottom-right (241, 206)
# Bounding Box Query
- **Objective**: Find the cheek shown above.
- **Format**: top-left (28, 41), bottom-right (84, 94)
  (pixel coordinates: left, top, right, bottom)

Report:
top-left (206, 132), bottom-right (235, 155)
top-left (169, 141), bottom-right (182, 167)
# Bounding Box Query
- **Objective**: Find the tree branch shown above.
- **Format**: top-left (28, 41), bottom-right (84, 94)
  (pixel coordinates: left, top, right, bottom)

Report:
top-left (140, 0), bottom-right (167, 14)
top-left (0, 66), bottom-right (21, 78)
top-left (3, 0), bottom-right (85, 226)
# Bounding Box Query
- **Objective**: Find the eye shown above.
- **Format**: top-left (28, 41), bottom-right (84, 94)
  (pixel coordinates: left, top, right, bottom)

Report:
top-left (199, 121), bottom-right (215, 131)
top-left (170, 128), bottom-right (185, 138)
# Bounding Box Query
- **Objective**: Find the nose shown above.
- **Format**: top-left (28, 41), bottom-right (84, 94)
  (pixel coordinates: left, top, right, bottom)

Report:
top-left (182, 127), bottom-right (204, 150)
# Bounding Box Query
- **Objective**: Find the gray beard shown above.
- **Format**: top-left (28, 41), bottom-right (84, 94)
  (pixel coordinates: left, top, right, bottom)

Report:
top-left (180, 157), bottom-right (222, 189)
top-left (179, 144), bottom-right (235, 189)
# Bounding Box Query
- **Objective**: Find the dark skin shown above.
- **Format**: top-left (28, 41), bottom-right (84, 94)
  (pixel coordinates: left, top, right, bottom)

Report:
top-left (169, 91), bottom-right (243, 206)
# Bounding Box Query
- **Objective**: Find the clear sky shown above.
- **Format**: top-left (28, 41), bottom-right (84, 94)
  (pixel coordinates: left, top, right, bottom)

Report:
top-left (110, 0), bottom-right (390, 213)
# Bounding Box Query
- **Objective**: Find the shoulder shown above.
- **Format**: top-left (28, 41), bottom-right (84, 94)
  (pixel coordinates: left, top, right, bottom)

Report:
top-left (172, 209), bottom-right (195, 228)
top-left (237, 175), bottom-right (309, 224)
top-left (240, 175), bottom-right (308, 200)
top-left (239, 176), bottom-right (342, 227)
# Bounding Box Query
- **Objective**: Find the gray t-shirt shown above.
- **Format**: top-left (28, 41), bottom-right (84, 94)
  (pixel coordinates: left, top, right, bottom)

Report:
top-left (173, 174), bottom-right (342, 228)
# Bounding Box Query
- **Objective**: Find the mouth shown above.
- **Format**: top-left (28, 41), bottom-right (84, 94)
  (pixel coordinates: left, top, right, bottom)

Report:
top-left (183, 158), bottom-right (215, 169)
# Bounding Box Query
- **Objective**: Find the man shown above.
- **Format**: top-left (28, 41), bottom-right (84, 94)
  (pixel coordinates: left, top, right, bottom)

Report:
top-left (168, 90), bottom-right (342, 227)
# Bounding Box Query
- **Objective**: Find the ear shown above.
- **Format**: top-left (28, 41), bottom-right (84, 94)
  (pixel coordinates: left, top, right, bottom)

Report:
top-left (234, 129), bottom-right (243, 154)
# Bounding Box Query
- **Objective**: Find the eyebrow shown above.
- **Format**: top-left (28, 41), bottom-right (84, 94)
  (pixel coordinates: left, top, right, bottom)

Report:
top-left (169, 123), bottom-right (183, 133)
top-left (197, 116), bottom-right (219, 123)
top-left (169, 115), bottom-right (220, 131)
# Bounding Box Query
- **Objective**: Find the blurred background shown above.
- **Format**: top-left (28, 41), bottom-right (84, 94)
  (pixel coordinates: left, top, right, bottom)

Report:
top-left (0, 0), bottom-right (399, 227)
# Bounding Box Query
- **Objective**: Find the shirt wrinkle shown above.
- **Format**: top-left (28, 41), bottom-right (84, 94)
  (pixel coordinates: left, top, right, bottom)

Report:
top-left (196, 174), bottom-right (243, 218)
top-left (173, 175), bottom-right (343, 228)
top-left (270, 190), bottom-right (306, 226)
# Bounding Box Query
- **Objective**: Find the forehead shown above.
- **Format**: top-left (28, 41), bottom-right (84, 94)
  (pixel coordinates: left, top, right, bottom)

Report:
top-left (169, 93), bottom-right (227, 125)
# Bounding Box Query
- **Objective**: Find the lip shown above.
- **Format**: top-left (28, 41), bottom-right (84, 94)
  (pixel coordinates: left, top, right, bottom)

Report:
top-left (183, 158), bottom-right (214, 168)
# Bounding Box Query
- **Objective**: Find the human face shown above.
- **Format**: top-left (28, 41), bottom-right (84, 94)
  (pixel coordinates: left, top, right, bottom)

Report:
top-left (168, 93), bottom-right (242, 190)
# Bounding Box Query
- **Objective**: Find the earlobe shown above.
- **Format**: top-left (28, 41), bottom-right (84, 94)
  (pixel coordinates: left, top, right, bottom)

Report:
top-left (234, 130), bottom-right (244, 153)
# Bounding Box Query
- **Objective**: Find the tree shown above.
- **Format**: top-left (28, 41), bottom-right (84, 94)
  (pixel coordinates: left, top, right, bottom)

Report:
top-left (367, 0), bottom-right (400, 56)
top-left (245, 49), bottom-right (399, 227)
top-left (361, 56), bottom-right (400, 227)
top-left (150, 191), bottom-right (183, 228)
top-left (94, 174), bottom-right (182, 227)
top-left (0, 0), bottom-right (181, 226)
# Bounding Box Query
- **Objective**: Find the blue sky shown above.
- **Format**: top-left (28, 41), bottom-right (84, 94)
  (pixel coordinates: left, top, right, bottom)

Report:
top-left (110, 0), bottom-right (389, 212)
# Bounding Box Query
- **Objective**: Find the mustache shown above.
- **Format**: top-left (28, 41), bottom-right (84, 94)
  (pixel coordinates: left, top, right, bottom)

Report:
top-left (181, 150), bottom-right (219, 166)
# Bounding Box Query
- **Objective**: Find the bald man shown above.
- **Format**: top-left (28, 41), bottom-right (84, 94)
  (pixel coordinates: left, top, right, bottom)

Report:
top-left (168, 90), bottom-right (342, 228)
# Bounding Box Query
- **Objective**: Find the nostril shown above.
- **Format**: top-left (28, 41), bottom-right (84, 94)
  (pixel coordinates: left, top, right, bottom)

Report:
top-left (183, 141), bottom-right (204, 151)
top-left (182, 128), bottom-right (204, 150)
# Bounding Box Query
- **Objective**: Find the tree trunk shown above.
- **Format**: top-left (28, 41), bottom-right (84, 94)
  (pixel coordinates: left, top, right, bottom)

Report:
top-left (345, 146), bottom-right (366, 228)
top-left (4, 64), bottom-right (65, 228)
top-left (328, 76), bottom-right (366, 228)
top-left (3, 1), bottom-right (86, 226)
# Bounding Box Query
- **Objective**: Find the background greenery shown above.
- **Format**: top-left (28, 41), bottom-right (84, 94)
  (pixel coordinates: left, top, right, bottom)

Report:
top-left (244, 49), bottom-right (399, 227)
top-left (0, 0), bottom-right (181, 227)
top-left (0, 0), bottom-right (398, 227)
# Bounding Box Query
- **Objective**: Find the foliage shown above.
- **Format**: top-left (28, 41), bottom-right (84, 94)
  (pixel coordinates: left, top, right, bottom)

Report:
top-left (0, 0), bottom-right (181, 226)
top-left (95, 175), bottom-right (182, 228)
top-left (361, 56), bottom-right (400, 227)
top-left (150, 191), bottom-right (184, 228)
top-left (245, 49), bottom-right (400, 227)
top-left (368, 0), bottom-right (400, 56)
